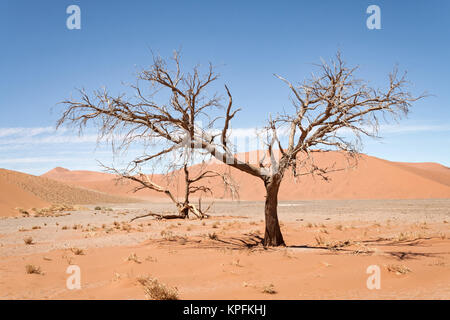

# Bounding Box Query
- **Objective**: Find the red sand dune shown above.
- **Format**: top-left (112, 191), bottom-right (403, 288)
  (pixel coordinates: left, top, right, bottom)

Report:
top-left (42, 152), bottom-right (450, 201)
top-left (0, 168), bottom-right (134, 217)
top-left (0, 173), bottom-right (49, 217)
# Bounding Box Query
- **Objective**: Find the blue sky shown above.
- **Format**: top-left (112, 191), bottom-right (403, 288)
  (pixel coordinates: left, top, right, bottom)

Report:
top-left (0, 0), bottom-right (449, 174)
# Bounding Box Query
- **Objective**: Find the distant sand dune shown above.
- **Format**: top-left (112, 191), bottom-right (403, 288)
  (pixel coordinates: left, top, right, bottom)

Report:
top-left (42, 152), bottom-right (450, 202)
top-left (0, 169), bottom-right (135, 217)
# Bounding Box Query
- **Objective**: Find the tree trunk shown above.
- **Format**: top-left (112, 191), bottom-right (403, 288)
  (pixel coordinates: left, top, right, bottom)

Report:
top-left (179, 164), bottom-right (190, 219)
top-left (263, 176), bottom-right (285, 246)
top-left (179, 206), bottom-right (189, 218)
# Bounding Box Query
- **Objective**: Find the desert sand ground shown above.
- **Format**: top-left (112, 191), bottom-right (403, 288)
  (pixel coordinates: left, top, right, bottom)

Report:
top-left (0, 199), bottom-right (449, 299)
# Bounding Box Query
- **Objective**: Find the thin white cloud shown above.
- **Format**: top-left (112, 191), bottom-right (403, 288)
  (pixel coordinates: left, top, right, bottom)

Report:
top-left (0, 135), bottom-right (100, 145)
top-left (0, 123), bottom-right (449, 148)
top-left (0, 126), bottom-right (60, 138)
top-left (0, 157), bottom-right (67, 164)
top-left (379, 124), bottom-right (450, 134)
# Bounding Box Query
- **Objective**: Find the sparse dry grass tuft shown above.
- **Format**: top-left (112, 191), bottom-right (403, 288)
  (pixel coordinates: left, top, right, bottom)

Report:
top-left (230, 259), bottom-right (243, 267)
top-left (428, 261), bottom-right (446, 267)
top-left (387, 264), bottom-right (411, 275)
top-left (145, 256), bottom-right (158, 262)
top-left (351, 246), bottom-right (373, 255)
top-left (121, 222), bottom-right (132, 232)
top-left (397, 232), bottom-right (410, 241)
top-left (327, 239), bottom-right (352, 250)
top-left (315, 235), bottom-right (352, 250)
top-left (314, 235), bottom-right (325, 246)
top-left (137, 276), bottom-right (179, 300)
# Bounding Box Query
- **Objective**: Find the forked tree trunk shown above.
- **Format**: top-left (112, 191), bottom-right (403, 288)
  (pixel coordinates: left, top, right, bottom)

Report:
top-left (263, 176), bottom-right (285, 246)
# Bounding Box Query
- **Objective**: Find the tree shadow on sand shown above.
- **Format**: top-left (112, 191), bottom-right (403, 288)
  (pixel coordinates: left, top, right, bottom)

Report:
top-left (152, 233), bottom-right (450, 261)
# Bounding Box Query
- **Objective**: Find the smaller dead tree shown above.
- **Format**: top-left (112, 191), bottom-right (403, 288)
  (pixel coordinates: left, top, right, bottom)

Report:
top-left (107, 161), bottom-right (237, 221)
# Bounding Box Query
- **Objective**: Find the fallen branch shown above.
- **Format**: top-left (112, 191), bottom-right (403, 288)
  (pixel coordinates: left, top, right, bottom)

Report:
top-left (130, 212), bottom-right (186, 222)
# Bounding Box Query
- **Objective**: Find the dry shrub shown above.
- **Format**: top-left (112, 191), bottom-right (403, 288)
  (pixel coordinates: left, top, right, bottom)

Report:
top-left (127, 253), bottom-right (141, 264)
top-left (25, 264), bottom-right (42, 274)
top-left (23, 236), bottom-right (34, 245)
top-left (121, 223), bottom-right (132, 232)
top-left (71, 248), bottom-right (85, 255)
top-left (314, 235), bottom-right (325, 246)
top-left (261, 284), bottom-right (277, 294)
top-left (208, 232), bottom-right (218, 240)
top-left (161, 230), bottom-right (176, 241)
top-left (137, 276), bottom-right (179, 300)
top-left (16, 208), bottom-right (30, 216)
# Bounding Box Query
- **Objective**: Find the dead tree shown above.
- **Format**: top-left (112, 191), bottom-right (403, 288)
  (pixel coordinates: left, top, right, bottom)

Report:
top-left (107, 162), bottom-right (237, 220)
top-left (58, 51), bottom-right (424, 246)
